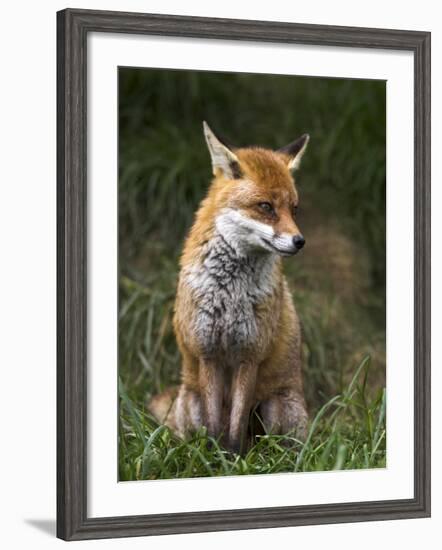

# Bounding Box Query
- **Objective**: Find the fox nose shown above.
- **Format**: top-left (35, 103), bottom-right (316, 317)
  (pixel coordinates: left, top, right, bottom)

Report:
top-left (293, 235), bottom-right (305, 250)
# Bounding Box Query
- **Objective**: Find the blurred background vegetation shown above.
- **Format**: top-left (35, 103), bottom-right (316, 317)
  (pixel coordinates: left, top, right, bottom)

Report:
top-left (118, 68), bottom-right (386, 480)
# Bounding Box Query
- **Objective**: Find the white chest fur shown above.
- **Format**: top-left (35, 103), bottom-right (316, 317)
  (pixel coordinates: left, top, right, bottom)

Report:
top-left (182, 227), bottom-right (278, 361)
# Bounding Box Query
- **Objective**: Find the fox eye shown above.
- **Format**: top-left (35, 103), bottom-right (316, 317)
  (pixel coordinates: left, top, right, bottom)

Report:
top-left (292, 205), bottom-right (299, 218)
top-left (258, 202), bottom-right (274, 214)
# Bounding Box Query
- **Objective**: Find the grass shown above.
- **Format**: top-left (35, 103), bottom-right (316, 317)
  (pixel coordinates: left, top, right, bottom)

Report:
top-left (119, 357), bottom-right (386, 480)
top-left (118, 68), bottom-right (387, 480)
top-left (118, 253), bottom-right (387, 480)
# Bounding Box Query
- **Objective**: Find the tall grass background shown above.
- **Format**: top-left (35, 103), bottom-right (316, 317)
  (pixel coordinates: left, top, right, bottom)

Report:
top-left (118, 68), bottom-right (386, 480)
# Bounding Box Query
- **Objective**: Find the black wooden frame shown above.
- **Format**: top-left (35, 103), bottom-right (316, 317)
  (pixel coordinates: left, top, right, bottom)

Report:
top-left (57, 8), bottom-right (431, 541)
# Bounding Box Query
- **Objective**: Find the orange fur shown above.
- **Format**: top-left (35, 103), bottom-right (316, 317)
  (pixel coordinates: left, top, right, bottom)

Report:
top-left (148, 129), bottom-right (309, 454)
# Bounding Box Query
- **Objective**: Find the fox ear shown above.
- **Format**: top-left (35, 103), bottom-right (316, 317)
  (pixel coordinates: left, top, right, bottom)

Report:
top-left (203, 121), bottom-right (242, 179)
top-left (278, 133), bottom-right (310, 171)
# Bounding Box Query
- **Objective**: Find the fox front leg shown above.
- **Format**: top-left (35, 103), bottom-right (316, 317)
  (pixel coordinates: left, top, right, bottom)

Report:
top-left (199, 358), bottom-right (224, 439)
top-left (228, 362), bottom-right (258, 455)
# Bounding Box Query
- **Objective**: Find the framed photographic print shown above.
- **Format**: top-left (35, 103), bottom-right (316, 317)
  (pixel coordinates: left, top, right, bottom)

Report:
top-left (57, 8), bottom-right (431, 541)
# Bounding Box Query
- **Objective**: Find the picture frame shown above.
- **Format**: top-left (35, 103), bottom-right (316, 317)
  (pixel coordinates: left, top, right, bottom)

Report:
top-left (57, 7), bottom-right (431, 541)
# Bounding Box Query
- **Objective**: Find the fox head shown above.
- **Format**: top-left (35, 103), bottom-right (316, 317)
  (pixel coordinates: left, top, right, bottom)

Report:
top-left (203, 121), bottom-right (309, 257)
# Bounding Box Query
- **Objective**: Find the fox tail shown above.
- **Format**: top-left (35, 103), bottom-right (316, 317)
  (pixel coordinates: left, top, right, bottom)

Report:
top-left (148, 385), bottom-right (179, 429)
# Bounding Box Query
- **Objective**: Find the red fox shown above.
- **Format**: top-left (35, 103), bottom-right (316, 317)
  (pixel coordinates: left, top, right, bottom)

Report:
top-left (149, 122), bottom-right (309, 454)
